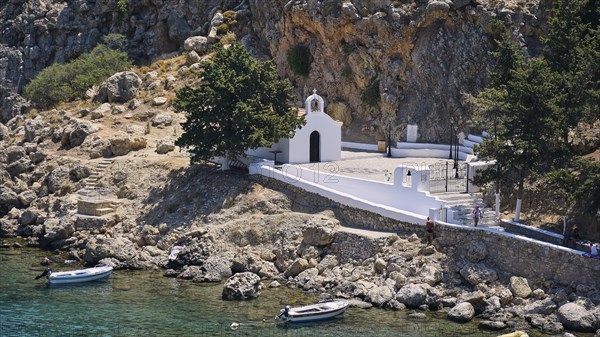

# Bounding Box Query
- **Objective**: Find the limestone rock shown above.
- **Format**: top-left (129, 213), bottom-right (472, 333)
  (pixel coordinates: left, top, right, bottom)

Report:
top-left (199, 256), bottom-right (233, 282)
top-left (459, 263), bottom-right (498, 286)
top-left (24, 117), bottom-right (48, 142)
top-left (151, 112), bottom-right (173, 127)
top-left (524, 298), bottom-right (558, 315)
top-left (418, 264), bottom-right (443, 286)
top-left (0, 219), bottom-right (18, 237)
top-left (366, 286), bottom-right (395, 306)
top-left (341, 1), bottom-right (360, 20)
top-left (374, 258), bottom-right (386, 274)
top-left (61, 118), bottom-right (99, 148)
top-left (184, 36), bottom-right (209, 54)
top-left (448, 302), bottom-right (475, 322)
top-left (83, 135), bottom-right (112, 159)
top-left (222, 272), bottom-right (262, 300)
top-left (47, 166), bottom-right (71, 194)
top-left (156, 138), bottom-right (175, 154)
top-left (109, 133), bottom-right (147, 156)
top-left (94, 71), bottom-right (142, 103)
top-left (83, 236), bottom-right (138, 264)
top-left (17, 190), bottom-right (36, 207)
top-left (284, 258), bottom-right (308, 278)
top-left (396, 283), bottom-right (428, 308)
top-left (302, 219), bottom-right (338, 246)
top-left (557, 302), bottom-right (600, 332)
top-left (425, 1), bottom-right (450, 21)
top-left (152, 97), bottom-right (167, 106)
top-left (42, 218), bottom-right (75, 245)
top-left (18, 209), bottom-right (38, 226)
top-left (91, 103), bottom-right (111, 120)
top-left (510, 276), bottom-right (532, 298)
top-left (0, 123), bottom-right (9, 140)
top-left (479, 320), bottom-right (506, 331)
top-left (6, 145), bottom-right (26, 162)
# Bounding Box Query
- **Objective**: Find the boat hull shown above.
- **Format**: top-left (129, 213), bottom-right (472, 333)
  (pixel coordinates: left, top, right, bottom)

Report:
top-left (47, 266), bottom-right (113, 285)
top-left (279, 300), bottom-right (349, 323)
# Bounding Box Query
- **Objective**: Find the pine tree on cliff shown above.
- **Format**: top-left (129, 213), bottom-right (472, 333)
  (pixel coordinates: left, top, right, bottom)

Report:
top-left (174, 43), bottom-right (304, 166)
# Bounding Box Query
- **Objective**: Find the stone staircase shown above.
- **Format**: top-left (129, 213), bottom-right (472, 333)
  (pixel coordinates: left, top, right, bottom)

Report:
top-left (83, 158), bottom-right (114, 189)
top-left (435, 191), bottom-right (500, 229)
top-left (77, 158), bottom-right (120, 217)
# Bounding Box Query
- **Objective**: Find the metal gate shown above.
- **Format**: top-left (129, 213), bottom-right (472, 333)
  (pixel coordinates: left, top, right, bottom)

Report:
top-left (429, 161), bottom-right (468, 193)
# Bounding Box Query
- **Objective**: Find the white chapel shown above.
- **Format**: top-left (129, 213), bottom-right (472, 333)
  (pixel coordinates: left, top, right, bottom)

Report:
top-left (248, 89), bottom-right (342, 164)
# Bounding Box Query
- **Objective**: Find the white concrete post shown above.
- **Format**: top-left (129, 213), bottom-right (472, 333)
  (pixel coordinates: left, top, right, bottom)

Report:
top-left (495, 193), bottom-right (500, 219)
top-left (429, 208), bottom-right (438, 221)
top-left (514, 199), bottom-right (522, 222)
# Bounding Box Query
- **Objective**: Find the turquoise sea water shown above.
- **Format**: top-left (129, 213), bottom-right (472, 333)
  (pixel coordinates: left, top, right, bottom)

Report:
top-left (0, 244), bottom-right (551, 337)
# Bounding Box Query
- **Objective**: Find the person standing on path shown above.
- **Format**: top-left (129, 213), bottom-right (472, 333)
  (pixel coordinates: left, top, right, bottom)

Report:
top-left (424, 217), bottom-right (435, 245)
top-left (472, 205), bottom-right (482, 227)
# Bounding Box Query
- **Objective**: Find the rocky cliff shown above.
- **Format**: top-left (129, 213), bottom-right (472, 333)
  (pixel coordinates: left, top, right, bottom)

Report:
top-left (1, 0), bottom-right (549, 142)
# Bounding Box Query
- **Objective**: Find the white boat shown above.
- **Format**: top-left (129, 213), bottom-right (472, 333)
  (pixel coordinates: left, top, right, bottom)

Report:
top-left (36, 266), bottom-right (113, 285)
top-left (276, 299), bottom-right (349, 323)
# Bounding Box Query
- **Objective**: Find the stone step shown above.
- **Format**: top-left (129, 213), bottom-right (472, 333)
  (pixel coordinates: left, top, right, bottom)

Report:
top-left (94, 207), bottom-right (115, 216)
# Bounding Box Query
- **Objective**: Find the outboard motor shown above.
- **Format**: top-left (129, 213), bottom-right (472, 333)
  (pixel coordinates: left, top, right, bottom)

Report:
top-left (277, 305), bottom-right (291, 319)
top-left (35, 268), bottom-right (52, 280)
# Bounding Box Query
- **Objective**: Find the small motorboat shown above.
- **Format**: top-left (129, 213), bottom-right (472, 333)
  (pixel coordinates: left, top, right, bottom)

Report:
top-left (276, 299), bottom-right (349, 323)
top-left (35, 265), bottom-right (113, 285)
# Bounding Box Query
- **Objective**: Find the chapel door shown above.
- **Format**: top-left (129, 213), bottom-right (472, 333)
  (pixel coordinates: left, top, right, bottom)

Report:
top-left (310, 131), bottom-right (320, 162)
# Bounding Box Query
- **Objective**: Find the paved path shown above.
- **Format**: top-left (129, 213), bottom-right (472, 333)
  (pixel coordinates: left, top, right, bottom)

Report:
top-left (296, 150), bottom-right (458, 183)
top-left (338, 226), bottom-right (397, 239)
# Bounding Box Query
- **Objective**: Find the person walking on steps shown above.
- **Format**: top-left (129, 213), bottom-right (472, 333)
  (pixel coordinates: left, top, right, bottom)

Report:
top-left (424, 217), bottom-right (435, 245)
top-left (472, 205), bottom-right (482, 227)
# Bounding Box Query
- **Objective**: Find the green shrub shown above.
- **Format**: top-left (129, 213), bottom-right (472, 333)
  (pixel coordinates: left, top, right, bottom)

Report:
top-left (24, 44), bottom-right (131, 108)
top-left (117, 0), bottom-right (127, 13)
top-left (361, 80), bottom-right (380, 107)
top-left (286, 44), bottom-right (312, 77)
top-left (216, 23), bottom-right (229, 35)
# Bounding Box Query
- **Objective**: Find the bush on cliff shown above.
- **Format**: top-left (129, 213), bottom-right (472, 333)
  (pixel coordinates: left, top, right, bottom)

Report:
top-left (24, 44), bottom-right (131, 109)
top-left (286, 44), bottom-right (312, 77)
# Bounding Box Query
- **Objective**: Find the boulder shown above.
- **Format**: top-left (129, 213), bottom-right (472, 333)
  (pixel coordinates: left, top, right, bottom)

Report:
top-left (24, 117), bottom-right (48, 142)
top-left (0, 123), bottom-right (9, 140)
top-left (6, 157), bottom-right (32, 177)
top-left (450, 0), bottom-right (472, 9)
top-left (178, 265), bottom-right (202, 279)
top-left (418, 264), bottom-right (443, 286)
top-left (557, 302), bottom-right (600, 332)
top-left (18, 209), bottom-right (38, 226)
top-left (151, 112), bottom-right (173, 127)
top-left (479, 320), bottom-right (506, 331)
top-left (0, 187), bottom-right (19, 216)
top-left (222, 272), bottom-right (262, 300)
top-left (524, 298), bottom-right (558, 315)
top-left (6, 145), bottom-right (26, 162)
top-left (156, 138), bottom-right (175, 154)
top-left (42, 218), bottom-right (75, 245)
top-left (425, 1), bottom-right (450, 21)
top-left (83, 135), bottom-right (112, 159)
top-left (316, 254), bottom-right (338, 273)
top-left (448, 302), bottom-right (475, 322)
top-left (0, 219), bottom-right (18, 237)
top-left (61, 118), bottom-right (99, 148)
top-left (109, 133), bottom-right (147, 156)
top-left (184, 36), bottom-right (209, 54)
top-left (366, 286), bottom-right (395, 306)
top-left (396, 283), bottom-right (428, 308)
top-left (374, 258), bottom-right (386, 274)
top-left (459, 263), bottom-right (498, 286)
top-left (302, 219), bottom-right (338, 246)
top-left (510, 276), bottom-right (532, 298)
top-left (93, 71), bottom-right (142, 103)
top-left (91, 103), bottom-right (111, 120)
top-left (198, 256), bottom-right (233, 282)
top-left (152, 97), bottom-right (167, 106)
top-left (525, 314), bottom-right (564, 334)
top-left (283, 258), bottom-right (308, 278)
top-left (83, 236), bottom-right (138, 264)
top-left (47, 166), bottom-right (71, 194)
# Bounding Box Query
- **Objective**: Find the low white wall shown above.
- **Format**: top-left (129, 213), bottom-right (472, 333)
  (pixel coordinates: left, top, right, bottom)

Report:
top-left (341, 141), bottom-right (379, 152)
top-left (395, 142), bottom-right (474, 155)
top-left (250, 163), bottom-right (445, 221)
top-left (390, 148), bottom-right (470, 161)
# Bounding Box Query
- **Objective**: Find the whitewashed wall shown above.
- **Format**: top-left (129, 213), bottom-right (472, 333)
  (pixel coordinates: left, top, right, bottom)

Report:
top-left (249, 163), bottom-right (445, 220)
top-left (289, 112), bottom-right (342, 163)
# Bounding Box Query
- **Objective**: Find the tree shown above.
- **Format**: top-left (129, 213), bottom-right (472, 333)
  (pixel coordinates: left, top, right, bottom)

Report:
top-left (174, 43), bottom-right (304, 165)
top-left (544, 0), bottom-right (600, 160)
top-left (474, 54), bottom-right (560, 221)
